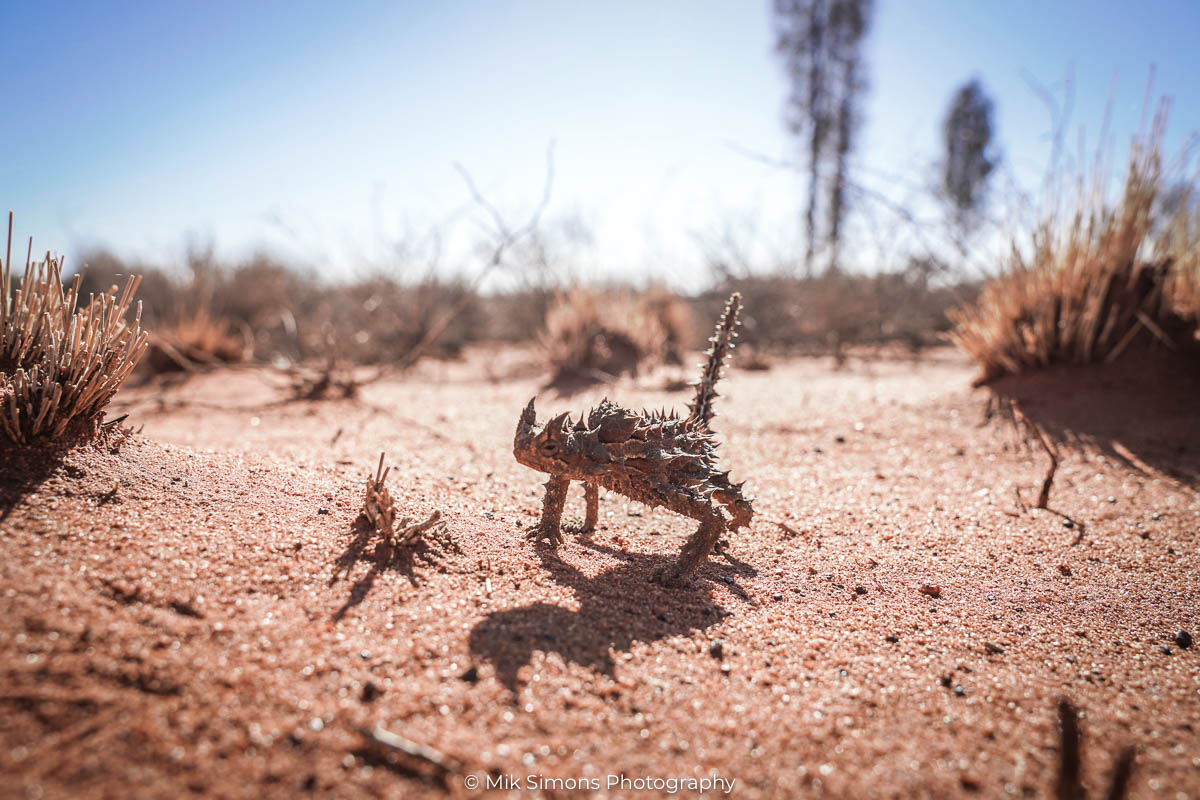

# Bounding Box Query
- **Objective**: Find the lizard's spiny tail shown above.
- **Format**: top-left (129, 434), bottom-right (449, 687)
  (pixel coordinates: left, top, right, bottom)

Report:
top-left (687, 292), bottom-right (742, 429)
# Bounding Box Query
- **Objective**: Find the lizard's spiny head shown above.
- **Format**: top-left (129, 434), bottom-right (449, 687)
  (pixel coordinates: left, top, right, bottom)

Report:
top-left (513, 397), bottom-right (574, 474)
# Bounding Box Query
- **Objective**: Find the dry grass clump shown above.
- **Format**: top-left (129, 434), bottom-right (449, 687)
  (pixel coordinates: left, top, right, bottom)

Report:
top-left (951, 106), bottom-right (1200, 383)
top-left (539, 286), bottom-right (693, 385)
top-left (1, 214), bottom-right (148, 446)
top-left (146, 306), bottom-right (247, 373)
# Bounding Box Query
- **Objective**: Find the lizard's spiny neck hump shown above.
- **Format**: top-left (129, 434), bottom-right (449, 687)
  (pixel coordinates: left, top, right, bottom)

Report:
top-left (686, 292), bottom-right (742, 430)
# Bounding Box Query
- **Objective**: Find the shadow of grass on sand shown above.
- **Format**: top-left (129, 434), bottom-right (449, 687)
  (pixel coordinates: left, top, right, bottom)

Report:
top-left (469, 538), bottom-right (756, 692)
top-left (329, 516), bottom-right (459, 622)
top-left (987, 350), bottom-right (1200, 484)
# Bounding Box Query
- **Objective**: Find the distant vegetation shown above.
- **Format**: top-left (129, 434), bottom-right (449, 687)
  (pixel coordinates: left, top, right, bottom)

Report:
top-left (951, 105), bottom-right (1200, 382)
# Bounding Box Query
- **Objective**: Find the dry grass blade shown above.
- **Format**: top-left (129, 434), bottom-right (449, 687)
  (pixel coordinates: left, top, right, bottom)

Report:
top-left (1103, 748), bottom-right (1135, 800)
top-left (1, 213), bottom-right (149, 447)
top-left (358, 724), bottom-right (463, 779)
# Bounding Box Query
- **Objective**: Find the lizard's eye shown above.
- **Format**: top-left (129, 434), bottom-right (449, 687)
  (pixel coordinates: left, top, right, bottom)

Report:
top-left (540, 440), bottom-right (559, 455)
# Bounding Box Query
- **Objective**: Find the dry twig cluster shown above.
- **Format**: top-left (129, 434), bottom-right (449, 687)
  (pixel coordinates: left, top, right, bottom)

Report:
top-left (1, 214), bottom-right (148, 446)
top-left (362, 452), bottom-right (447, 547)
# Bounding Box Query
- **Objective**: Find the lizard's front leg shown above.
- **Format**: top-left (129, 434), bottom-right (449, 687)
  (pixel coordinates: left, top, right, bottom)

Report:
top-left (581, 482), bottom-right (599, 534)
top-left (526, 475), bottom-right (569, 545)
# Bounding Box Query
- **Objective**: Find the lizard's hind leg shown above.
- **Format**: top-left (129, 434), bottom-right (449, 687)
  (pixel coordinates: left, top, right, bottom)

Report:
top-left (652, 510), bottom-right (725, 587)
top-left (581, 482), bottom-right (599, 533)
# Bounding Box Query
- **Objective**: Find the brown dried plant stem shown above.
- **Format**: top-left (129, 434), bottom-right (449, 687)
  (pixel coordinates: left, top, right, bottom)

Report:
top-left (361, 452), bottom-right (446, 547)
top-left (1012, 405), bottom-right (1057, 509)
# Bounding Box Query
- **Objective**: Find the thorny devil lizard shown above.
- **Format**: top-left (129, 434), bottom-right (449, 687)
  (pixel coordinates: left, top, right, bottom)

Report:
top-left (513, 292), bottom-right (754, 586)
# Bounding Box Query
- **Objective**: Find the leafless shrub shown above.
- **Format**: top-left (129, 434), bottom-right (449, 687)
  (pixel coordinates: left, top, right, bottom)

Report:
top-left (209, 265), bottom-right (483, 367)
top-left (480, 287), bottom-right (556, 343)
top-left (75, 247), bottom-right (486, 371)
top-left (1, 214), bottom-right (148, 446)
top-left (639, 283), bottom-right (694, 365)
top-left (951, 104), bottom-right (1200, 383)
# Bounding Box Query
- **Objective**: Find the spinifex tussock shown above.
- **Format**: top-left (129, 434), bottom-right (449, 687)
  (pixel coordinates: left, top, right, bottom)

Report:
top-left (0, 213), bottom-right (149, 446)
top-left (950, 103), bottom-right (1200, 383)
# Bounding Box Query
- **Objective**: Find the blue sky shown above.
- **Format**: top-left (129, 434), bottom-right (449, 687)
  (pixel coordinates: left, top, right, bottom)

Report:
top-left (3, 0), bottom-right (1198, 288)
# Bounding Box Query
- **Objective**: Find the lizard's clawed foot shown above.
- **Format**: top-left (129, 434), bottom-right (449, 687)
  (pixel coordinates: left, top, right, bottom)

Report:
top-left (567, 519), bottom-right (596, 536)
top-left (525, 523), bottom-right (564, 547)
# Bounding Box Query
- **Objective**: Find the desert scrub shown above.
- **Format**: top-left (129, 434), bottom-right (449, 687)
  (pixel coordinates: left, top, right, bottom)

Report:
top-left (950, 105), bottom-right (1200, 382)
top-left (145, 306), bottom-right (248, 374)
top-left (540, 286), bottom-right (692, 385)
top-left (0, 214), bottom-right (148, 446)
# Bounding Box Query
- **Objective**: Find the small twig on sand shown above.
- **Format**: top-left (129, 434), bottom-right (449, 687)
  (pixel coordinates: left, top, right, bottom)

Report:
top-left (394, 509), bottom-right (445, 548)
top-left (97, 480), bottom-right (121, 506)
top-left (1012, 405), bottom-right (1057, 509)
top-left (1011, 407), bottom-right (1086, 542)
top-left (772, 518), bottom-right (802, 538)
top-left (1057, 699), bottom-right (1082, 800)
top-left (1012, 486), bottom-right (1028, 515)
top-left (359, 725), bottom-right (463, 777)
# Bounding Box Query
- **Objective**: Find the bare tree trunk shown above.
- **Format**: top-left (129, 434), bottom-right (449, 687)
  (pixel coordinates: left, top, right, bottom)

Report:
top-left (826, 53), bottom-right (859, 274)
top-left (802, 0), bottom-right (828, 277)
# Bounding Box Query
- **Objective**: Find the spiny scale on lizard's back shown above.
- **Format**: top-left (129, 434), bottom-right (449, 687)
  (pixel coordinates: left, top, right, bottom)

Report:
top-left (562, 398), bottom-right (735, 493)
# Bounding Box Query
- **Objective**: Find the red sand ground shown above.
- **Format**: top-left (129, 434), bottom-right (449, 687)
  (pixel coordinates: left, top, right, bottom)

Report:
top-left (1, 348), bottom-right (1197, 799)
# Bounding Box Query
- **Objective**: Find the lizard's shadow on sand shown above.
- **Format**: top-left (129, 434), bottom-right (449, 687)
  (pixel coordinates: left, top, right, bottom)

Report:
top-left (468, 538), bottom-right (756, 692)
